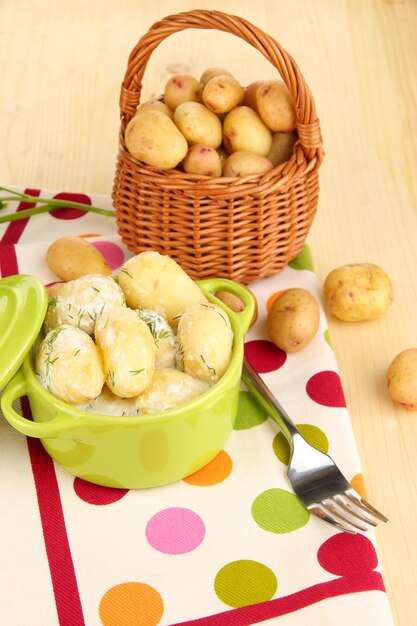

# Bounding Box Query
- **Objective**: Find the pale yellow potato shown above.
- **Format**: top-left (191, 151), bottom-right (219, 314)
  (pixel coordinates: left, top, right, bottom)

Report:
top-left (46, 236), bottom-right (111, 282)
top-left (136, 368), bottom-right (210, 414)
top-left (242, 80), bottom-right (264, 111)
top-left (176, 303), bottom-right (234, 382)
top-left (200, 67), bottom-right (233, 87)
top-left (118, 251), bottom-right (208, 327)
top-left (223, 151), bottom-right (273, 177)
top-left (256, 80), bottom-right (296, 132)
top-left (202, 75), bottom-right (244, 114)
top-left (135, 99), bottom-right (174, 120)
top-left (267, 288), bottom-right (320, 352)
top-left (164, 74), bottom-right (201, 110)
top-left (323, 263), bottom-right (393, 321)
top-left (174, 102), bottom-right (222, 149)
top-left (36, 324), bottom-right (105, 404)
top-left (267, 132), bottom-right (297, 167)
top-left (43, 274), bottom-right (126, 336)
top-left (136, 308), bottom-right (176, 369)
top-left (95, 306), bottom-right (155, 398)
top-left (223, 106), bottom-right (272, 156)
top-left (43, 282), bottom-right (65, 331)
top-left (183, 144), bottom-right (222, 177)
top-left (387, 349), bottom-right (417, 410)
top-left (79, 384), bottom-right (141, 416)
top-left (125, 110), bottom-right (188, 169)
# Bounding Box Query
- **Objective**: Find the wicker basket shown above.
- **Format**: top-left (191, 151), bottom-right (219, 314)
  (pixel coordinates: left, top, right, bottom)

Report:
top-left (112, 9), bottom-right (324, 284)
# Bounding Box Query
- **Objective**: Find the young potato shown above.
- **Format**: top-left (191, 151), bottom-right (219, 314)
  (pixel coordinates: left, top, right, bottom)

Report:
top-left (202, 75), bottom-right (244, 114)
top-left (242, 80), bottom-right (264, 111)
top-left (43, 274), bottom-right (126, 336)
top-left (267, 288), bottom-right (320, 352)
top-left (118, 251), bottom-right (208, 327)
top-left (174, 102), bottom-right (223, 149)
top-left (125, 110), bottom-right (188, 169)
top-left (223, 151), bottom-right (273, 177)
top-left (80, 385), bottom-right (141, 416)
top-left (136, 368), bottom-right (210, 414)
top-left (267, 132), bottom-right (297, 167)
top-left (176, 303), bottom-right (234, 382)
top-left (136, 308), bottom-right (176, 369)
top-left (387, 349), bottom-right (417, 410)
top-left (323, 263), bottom-right (393, 321)
top-left (164, 74), bottom-right (201, 110)
top-left (35, 325), bottom-right (105, 404)
top-left (223, 106), bottom-right (273, 156)
top-left (183, 144), bottom-right (222, 177)
top-left (256, 80), bottom-right (296, 132)
top-left (135, 99), bottom-right (174, 120)
top-left (200, 67), bottom-right (233, 87)
top-left (46, 236), bottom-right (111, 282)
top-left (95, 306), bottom-right (155, 398)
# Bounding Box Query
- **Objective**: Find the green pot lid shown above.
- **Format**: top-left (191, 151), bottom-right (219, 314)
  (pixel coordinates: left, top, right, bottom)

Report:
top-left (0, 274), bottom-right (48, 390)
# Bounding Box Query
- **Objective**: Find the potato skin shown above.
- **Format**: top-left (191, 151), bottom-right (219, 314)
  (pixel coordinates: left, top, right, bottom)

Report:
top-left (387, 349), bottom-right (417, 410)
top-left (223, 106), bottom-right (272, 156)
top-left (46, 236), bottom-right (111, 282)
top-left (223, 151), bottom-right (273, 177)
top-left (174, 102), bottom-right (222, 149)
top-left (267, 288), bottom-right (320, 352)
top-left (256, 80), bottom-right (296, 132)
top-left (183, 144), bottom-right (222, 177)
top-left (164, 74), bottom-right (201, 110)
top-left (323, 263), bottom-right (393, 321)
top-left (202, 75), bottom-right (244, 114)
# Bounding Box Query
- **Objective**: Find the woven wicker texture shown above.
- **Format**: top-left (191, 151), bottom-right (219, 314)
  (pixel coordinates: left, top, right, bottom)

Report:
top-left (112, 9), bottom-right (324, 283)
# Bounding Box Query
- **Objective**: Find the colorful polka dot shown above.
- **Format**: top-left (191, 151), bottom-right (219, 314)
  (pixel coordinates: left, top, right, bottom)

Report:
top-left (214, 560), bottom-right (277, 608)
top-left (273, 424), bottom-right (329, 465)
top-left (350, 473), bottom-right (368, 499)
top-left (317, 533), bottom-right (378, 577)
top-left (50, 192), bottom-right (90, 220)
top-left (251, 488), bottom-right (310, 533)
top-left (288, 244), bottom-right (315, 271)
top-left (183, 450), bottom-right (232, 486)
top-left (306, 370), bottom-right (347, 408)
top-left (234, 390), bottom-right (268, 430)
top-left (92, 240), bottom-right (125, 270)
top-left (324, 329), bottom-right (333, 348)
top-left (73, 478), bottom-right (128, 505)
top-left (266, 289), bottom-right (288, 311)
top-left (244, 339), bottom-right (287, 373)
top-left (145, 507), bottom-right (205, 554)
top-left (99, 582), bottom-right (164, 626)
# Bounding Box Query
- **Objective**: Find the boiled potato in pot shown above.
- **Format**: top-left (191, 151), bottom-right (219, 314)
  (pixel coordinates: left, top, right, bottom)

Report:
top-left (267, 288), bottom-right (320, 353)
top-left (323, 263), bottom-right (393, 322)
top-left (136, 369), bottom-right (210, 415)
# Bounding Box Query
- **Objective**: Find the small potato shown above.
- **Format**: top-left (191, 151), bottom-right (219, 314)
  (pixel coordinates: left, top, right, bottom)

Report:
top-left (267, 132), bottom-right (297, 167)
top-left (183, 144), bottom-right (222, 177)
top-left (136, 308), bottom-right (176, 369)
top-left (174, 102), bottom-right (223, 149)
top-left (223, 151), bottom-right (273, 177)
top-left (125, 110), bottom-right (188, 169)
top-left (177, 303), bottom-right (234, 382)
top-left (95, 306), bottom-right (155, 398)
top-left (46, 236), bottom-right (111, 282)
top-left (256, 80), bottom-right (296, 132)
top-left (80, 385), bottom-right (141, 416)
top-left (135, 99), bottom-right (174, 120)
top-left (223, 106), bottom-right (272, 156)
top-left (323, 263), bottom-right (393, 322)
top-left (164, 74), bottom-right (201, 110)
top-left (36, 325), bottom-right (105, 404)
top-left (242, 80), bottom-right (264, 111)
top-left (202, 75), bottom-right (244, 114)
top-left (43, 274), bottom-right (126, 336)
top-left (136, 369), bottom-right (210, 414)
top-left (200, 67), bottom-right (233, 87)
top-left (118, 251), bottom-right (208, 326)
top-left (387, 349), bottom-right (417, 410)
top-left (214, 286), bottom-right (258, 327)
top-left (267, 288), bottom-right (320, 352)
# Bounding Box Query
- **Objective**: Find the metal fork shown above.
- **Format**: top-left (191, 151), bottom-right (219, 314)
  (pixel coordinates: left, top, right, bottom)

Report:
top-left (242, 356), bottom-right (388, 534)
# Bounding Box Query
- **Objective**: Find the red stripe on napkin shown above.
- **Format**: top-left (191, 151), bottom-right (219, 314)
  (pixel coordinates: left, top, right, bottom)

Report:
top-left (0, 244), bottom-right (18, 277)
top-left (0, 187), bottom-right (40, 245)
top-left (22, 398), bottom-right (86, 626)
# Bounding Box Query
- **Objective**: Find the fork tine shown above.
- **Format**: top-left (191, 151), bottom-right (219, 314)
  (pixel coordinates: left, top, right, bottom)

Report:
top-left (321, 498), bottom-right (370, 532)
top-left (334, 494), bottom-right (378, 527)
top-left (309, 503), bottom-right (360, 534)
top-left (345, 489), bottom-right (389, 523)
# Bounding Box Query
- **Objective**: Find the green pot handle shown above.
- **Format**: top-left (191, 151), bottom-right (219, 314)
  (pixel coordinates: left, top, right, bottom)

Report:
top-left (1, 368), bottom-right (82, 440)
top-left (197, 278), bottom-right (255, 338)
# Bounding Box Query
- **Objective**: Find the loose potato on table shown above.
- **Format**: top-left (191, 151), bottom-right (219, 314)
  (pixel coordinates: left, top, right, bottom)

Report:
top-left (387, 349), bottom-right (417, 410)
top-left (223, 106), bottom-right (273, 156)
top-left (46, 236), bottom-right (111, 282)
top-left (323, 263), bottom-right (393, 321)
top-left (267, 288), bottom-right (320, 352)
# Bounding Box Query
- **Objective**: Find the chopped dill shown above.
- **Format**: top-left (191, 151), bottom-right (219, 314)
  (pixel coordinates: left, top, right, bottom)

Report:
top-left (120, 267), bottom-right (133, 279)
top-left (200, 354), bottom-right (216, 377)
top-left (129, 369), bottom-right (144, 376)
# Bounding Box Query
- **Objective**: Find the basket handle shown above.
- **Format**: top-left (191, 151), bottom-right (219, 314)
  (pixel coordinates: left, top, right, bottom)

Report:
top-left (119, 9), bottom-right (323, 159)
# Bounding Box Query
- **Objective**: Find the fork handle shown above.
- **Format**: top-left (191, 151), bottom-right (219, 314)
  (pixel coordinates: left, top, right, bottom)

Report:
top-left (242, 356), bottom-right (300, 446)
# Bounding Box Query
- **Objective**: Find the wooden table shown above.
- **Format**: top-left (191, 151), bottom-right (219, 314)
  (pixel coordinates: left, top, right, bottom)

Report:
top-left (1, 2), bottom-right (416, 624)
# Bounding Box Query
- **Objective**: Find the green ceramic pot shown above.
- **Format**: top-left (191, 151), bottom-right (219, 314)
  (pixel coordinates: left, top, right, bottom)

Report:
top-left (1, 277), bottom-right (254, 489)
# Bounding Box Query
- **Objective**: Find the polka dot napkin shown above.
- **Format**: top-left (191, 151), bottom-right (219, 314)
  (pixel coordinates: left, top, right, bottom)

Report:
top-left (0, 188), bottom-right (394, 626)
